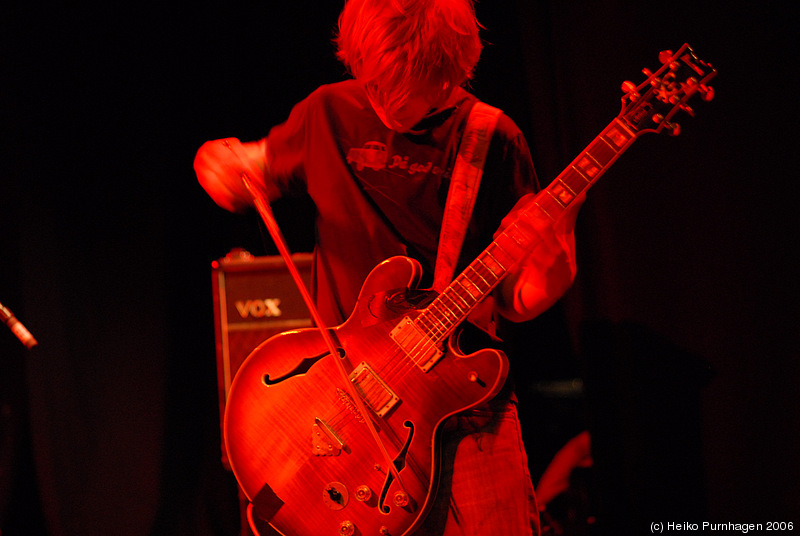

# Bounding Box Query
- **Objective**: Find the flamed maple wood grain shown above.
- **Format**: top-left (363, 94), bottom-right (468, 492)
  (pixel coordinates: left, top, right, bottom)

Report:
top-left (224, 256), bottom-right (509, 536)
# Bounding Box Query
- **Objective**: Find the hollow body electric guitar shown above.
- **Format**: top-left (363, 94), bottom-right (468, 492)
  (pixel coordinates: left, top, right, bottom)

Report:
top-left (224, 44), bottom-right (716, 536)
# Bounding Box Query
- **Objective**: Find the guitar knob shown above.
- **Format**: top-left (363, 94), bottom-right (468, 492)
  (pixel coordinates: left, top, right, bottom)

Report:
top-left (393, 491), bottom-right (410, 507)
top-left (339, 520), bottom-right (355, 536)
top-left (658, 50), bottom-right (674, 64)
top-left (355, 485), bottom-right (372, 502)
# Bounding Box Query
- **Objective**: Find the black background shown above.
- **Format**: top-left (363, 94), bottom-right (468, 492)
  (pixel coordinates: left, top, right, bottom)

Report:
top-left (1, 1), bottom-right (797, 535)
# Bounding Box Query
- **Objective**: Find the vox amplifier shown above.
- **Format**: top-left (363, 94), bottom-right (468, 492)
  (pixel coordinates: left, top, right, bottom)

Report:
top-left (211, 248), bottom-right (313, 468)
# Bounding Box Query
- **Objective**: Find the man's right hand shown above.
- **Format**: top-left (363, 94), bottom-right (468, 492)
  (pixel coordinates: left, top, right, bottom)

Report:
top-left (194, 137), bottom-right (267, 213)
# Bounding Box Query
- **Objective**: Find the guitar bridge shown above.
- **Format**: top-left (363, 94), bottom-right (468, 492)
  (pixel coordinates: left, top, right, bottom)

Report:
top-left (350, 362), bottom-right (400, 418)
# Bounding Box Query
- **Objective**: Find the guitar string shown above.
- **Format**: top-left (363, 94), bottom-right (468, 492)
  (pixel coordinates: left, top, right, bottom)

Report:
top-left (347, 132), bottom-right (632, 439)
top-left (309, 226), bottom-right (522, 479)
top-left (323, 112), bottom-right (634, 467)
top-left (379, 229), bottom-right (520, 385)
top-left (336, 119), bottom-right (630, 427)
top-left (381, 219), bottom-right (545, 394)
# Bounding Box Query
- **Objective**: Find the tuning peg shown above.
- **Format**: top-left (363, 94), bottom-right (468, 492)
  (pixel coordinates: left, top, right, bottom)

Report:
top-left (642, 68), bottom-right (662, 87)
top-left (621, 80), bottom-right (640, 100)
top-left (658, 50), bottom-right (681, 71)
top-left (666, 121), bottom-right (681, 136)
top-left (700, 84), bottom-right (715, 101)
top-left (653, 114), bottom-right (681, 136)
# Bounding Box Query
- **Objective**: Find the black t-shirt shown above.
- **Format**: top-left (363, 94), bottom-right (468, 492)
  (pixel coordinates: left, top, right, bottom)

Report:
top-left (264, 79), bottom-right (538, 325)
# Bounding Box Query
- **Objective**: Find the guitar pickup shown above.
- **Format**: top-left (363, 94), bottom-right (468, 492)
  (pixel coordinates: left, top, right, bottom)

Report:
top-left (390, 316), bottom-right (443, 372)
top-left (350, 362), bottom-right (400, 418)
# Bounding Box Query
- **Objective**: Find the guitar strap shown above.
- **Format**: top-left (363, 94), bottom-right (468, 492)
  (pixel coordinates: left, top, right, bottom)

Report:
top-left (433, 101), bottom-right (503, 293)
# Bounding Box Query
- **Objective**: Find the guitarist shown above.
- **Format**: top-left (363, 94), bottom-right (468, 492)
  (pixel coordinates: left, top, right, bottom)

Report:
top-left (194, 0), bottom-right (581, 534)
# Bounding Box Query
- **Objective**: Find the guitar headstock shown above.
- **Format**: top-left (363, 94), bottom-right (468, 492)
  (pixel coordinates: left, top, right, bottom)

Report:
top-left (620, 43), bottom-right (716, 136)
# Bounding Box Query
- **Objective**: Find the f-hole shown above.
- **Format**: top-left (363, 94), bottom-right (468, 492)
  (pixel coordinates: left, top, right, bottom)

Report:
top-left (378, 420), bottom-right (415, 514)
top-left (261, 349), bottom-right (336, 386)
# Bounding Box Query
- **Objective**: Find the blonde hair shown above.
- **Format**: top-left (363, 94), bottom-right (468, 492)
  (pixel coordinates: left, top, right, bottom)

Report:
top-left (335, 0), bottom-right (482, 112)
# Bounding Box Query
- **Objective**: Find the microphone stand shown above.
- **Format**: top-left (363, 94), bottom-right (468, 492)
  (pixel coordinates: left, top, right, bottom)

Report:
top-left (0, 300), bottom-right (37, 350)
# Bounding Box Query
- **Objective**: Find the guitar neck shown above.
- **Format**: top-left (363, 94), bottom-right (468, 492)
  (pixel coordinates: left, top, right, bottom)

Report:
top-left (415, 117), bottom-right (638, 343)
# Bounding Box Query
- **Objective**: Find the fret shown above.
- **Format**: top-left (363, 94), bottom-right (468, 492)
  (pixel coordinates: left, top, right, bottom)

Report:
top-left (455, 275), bottom-right (481, 301)
top-left (562, 170), bottom-right (591, 195)
top-left (415, 312), bottom-right (441, 338)
top-left (472, 264), bottom-right (497, 287)
top-left (546, 187), bottom-right (569, 209)
top-left (606, 119), bottom-right (635, 148)
top-left (582, 150), bottom-right (602, 169)
top-left (472, 262), bottom-right (497, 288)
top-left (593, 137), bottom-right (618, 166)
top-left (543, 194), bottom-right (568, 219)
top-left (448, 284), bottom-right (473, 309)
top-left (485, 250), bottom-right (507, 272)
top-left (417, 318), bottom-right (447, 343)
top-left (573, 155), bottom-right (601, 183)
top-left (486, 241), bottom-right (516, 268)
top-left (597, 140), bottom-right (619, 164)
top-left (427, 318), bottom-right (453, 339)
top-left (490, 243), bottom-right (518, 272)
top-left (441, 291), bottom-right (467, 316)
top-left (457, 275), bottom-right (483, 305)
top-left (477, 255), bottom-right (503, 279)
top-left (467, 265), bottom-right (493, 290)
top-left (533, 200), bottom-right (556, 221)
top-left (558, 170), bottom-right (591, 197)
top-left (437, 290), bottom-right (461, 311)
top-left (430, 300), bottom-right (459, 325)
top-left (570, 164), bottom-right (592, 184)
top-left (556, 177), bottom-right (577, 196)
top-left (495, 225), bottom-right (532, 257)
top-left (492, 236), bottom-right (521, 264)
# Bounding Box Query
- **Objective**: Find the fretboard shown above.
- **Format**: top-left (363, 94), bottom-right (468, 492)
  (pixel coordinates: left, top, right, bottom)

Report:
top-left (415, 117), bottom-right (638, 343)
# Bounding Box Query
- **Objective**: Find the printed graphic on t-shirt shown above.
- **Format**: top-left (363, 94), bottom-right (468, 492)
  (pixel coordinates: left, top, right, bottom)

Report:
top-left (346, 142), bottom-right (388, 171)
top-left (346, 142), bottom-right (451, 178)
